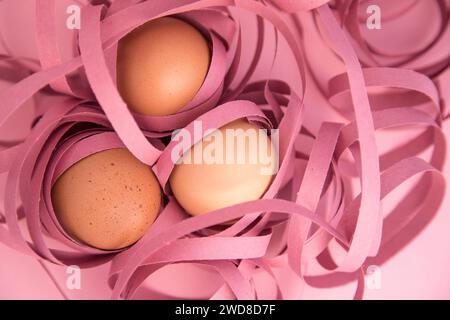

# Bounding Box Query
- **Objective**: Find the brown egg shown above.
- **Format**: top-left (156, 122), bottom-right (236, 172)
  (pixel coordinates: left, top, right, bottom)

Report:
top-left (169, 120), bottom-right (277, 216)
top-left (116, 17), bottom-right (210, 116)
top-left (51, 148), bottom-right (161, 250)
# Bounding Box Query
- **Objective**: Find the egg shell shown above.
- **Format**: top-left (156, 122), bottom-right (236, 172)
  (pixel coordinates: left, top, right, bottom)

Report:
top-left (169, 120), bottom-right (277, 216)
top-left (116, 17), bottom-right (210, 116)
top-left (51, 148), bottom-right (161, 250)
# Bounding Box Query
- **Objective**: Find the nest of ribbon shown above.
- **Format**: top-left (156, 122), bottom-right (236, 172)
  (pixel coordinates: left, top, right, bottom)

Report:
top-left (0, 0), bottom-right (448, 299)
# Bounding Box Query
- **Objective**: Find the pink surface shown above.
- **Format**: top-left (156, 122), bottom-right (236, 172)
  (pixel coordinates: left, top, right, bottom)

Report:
top-left (1, 118), bottom-right (450, 299)
top-left (1, 0), bottom-right (449, 299)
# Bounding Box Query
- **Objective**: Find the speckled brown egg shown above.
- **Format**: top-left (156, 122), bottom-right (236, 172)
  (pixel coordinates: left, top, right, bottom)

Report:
top-left (51, 148), bottom-right (161, 250)
top-left (116, 16), bottom-right (210, 116)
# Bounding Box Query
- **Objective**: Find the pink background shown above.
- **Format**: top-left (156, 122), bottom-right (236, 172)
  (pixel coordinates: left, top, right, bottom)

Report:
top-left (1, 0), bottom-right (449, 299)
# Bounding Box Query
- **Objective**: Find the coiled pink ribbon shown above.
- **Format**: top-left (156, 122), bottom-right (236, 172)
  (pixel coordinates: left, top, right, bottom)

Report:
top-left (0, 0), bottom-right (447, 300)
